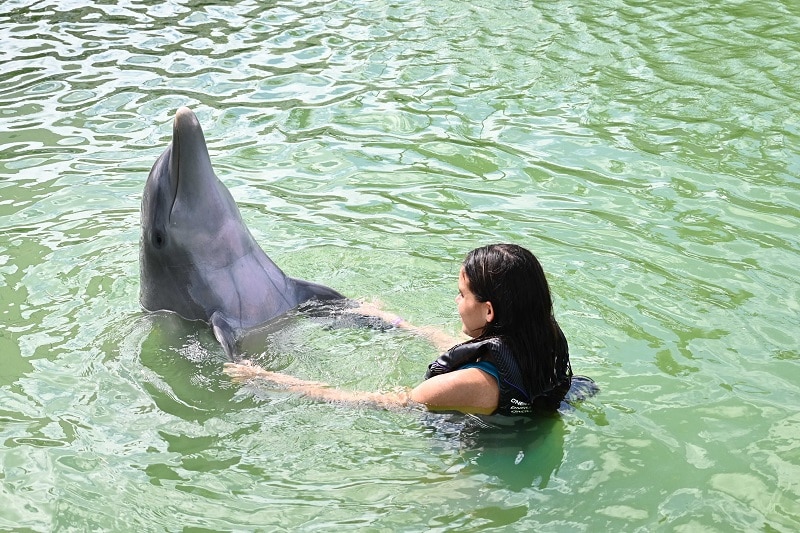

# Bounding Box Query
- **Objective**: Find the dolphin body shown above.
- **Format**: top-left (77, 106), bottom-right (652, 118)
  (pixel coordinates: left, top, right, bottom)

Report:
top-left (140, 107), bottom-right (345, 358)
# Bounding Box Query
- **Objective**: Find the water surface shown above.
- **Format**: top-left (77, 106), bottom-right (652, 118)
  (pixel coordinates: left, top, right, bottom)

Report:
top-left (1, 0), bottom-right (799, 530)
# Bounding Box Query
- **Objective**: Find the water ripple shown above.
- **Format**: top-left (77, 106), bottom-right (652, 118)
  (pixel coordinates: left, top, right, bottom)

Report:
top-left (1, 0), bottom-right (799, 530)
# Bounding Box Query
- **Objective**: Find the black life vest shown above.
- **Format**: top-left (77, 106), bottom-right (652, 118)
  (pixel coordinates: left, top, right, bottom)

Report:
top-left (424, 329), bottom-right (572, 416)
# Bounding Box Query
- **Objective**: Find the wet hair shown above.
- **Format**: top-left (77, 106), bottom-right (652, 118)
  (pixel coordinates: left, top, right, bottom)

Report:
top-left (462, 243), bottom-right (568, 396)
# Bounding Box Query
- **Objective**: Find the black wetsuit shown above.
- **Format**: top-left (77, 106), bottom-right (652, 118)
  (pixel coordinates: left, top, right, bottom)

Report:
top-left (424, 329), bottom-right (572, 416)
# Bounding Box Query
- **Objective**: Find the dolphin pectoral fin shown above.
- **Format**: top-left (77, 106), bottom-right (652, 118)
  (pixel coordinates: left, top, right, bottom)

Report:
top-left (211, 312), bottom-right (238, 361)
top-left (289, 277), bottom-right (345, 303)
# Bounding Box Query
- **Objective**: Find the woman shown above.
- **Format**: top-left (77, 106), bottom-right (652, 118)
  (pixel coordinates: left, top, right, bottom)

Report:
top-left (224, 244), bottom-right (574, 416)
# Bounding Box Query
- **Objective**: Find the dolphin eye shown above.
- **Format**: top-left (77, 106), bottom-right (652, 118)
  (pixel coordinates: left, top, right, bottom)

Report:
top-left (152, 230), bottom-right (166, 249)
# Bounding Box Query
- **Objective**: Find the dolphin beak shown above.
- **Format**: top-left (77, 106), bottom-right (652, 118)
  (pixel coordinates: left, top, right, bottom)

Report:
top-left (168, 107), bottom-right (215, 220)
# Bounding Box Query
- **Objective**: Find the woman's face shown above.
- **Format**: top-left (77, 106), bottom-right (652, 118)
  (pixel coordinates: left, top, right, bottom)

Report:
top-left (456, 268), bottom-right (492, 337)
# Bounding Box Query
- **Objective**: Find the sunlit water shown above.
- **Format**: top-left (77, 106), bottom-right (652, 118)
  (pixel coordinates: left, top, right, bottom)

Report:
top-left (1, 0), bottom-right (799, 530)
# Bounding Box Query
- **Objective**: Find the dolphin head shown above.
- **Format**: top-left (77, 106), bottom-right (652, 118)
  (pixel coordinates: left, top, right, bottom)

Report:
top-left (139, 107), bottom-right (255, 320)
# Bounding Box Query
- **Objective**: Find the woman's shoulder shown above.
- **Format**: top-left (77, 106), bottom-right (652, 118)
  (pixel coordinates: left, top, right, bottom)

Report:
top-left (412, 366), bottom-right (500, 415)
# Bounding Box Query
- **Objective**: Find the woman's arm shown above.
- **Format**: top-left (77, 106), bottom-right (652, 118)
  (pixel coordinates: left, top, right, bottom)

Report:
top-left (349, 299), bottom-right (464, 352)
top-left (223, 300), bottom-right (495, 414)
top-left (224, 361), bottom-right (415, 410)
top-left (223, 362), bottom-right (499, 415)
top-left (412, 369), bottom-right (499, 415)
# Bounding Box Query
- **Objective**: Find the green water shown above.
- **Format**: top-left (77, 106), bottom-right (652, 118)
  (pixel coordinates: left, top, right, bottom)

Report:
top-left (1, 0), bottom-right (799, 530)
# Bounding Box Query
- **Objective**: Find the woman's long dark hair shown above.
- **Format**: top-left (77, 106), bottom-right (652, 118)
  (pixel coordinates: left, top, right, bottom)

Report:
top-left (463, 244), bottom-right (568, 396)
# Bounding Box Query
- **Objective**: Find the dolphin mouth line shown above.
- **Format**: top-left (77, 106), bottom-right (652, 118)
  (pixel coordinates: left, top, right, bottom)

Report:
top-left (169, 140), bottom-right (180, 223)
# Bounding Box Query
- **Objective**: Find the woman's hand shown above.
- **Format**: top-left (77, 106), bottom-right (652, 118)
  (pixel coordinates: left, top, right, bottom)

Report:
top-left (223, 360), bottom-right (262, 382)
top-left (223, 361), bottom-right (325, 388)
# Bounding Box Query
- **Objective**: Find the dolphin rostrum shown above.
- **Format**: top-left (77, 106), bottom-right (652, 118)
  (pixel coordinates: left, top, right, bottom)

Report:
top-left (140, 107), bottom-right (345, 358)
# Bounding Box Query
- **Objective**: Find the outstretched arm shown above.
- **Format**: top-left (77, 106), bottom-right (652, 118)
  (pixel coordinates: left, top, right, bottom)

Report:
top-left (349, 299), bottom-right (464, 352)
top-left (224, 362), bottom-right (499, 415)
top-left (223, 300), bottom-right (497, 414)
top-left (224, 361), bottom-right (416, 411)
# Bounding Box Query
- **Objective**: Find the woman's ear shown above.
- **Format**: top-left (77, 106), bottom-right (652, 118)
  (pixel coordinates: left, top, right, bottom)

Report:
top-left (485, 301), bottom-right (495, 324)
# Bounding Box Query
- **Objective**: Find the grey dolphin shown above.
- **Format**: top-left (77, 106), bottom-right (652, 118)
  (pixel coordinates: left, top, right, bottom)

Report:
top-left (140, 107), bottom-right (345, 358)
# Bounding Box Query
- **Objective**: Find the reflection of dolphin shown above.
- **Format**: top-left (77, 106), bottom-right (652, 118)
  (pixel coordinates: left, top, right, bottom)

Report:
top-left (140, 107), bottom-right (344, 358)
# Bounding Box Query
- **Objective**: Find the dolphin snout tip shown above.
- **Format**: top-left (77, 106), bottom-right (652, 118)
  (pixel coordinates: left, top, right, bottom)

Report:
top-left (173, 106), bottom-right (200, 132)
top-left (175, 106), bottom-right (194, 118)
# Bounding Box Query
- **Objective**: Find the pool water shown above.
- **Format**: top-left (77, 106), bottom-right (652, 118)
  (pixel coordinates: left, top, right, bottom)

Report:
top-left (1, 0), bottom-right (798, 530)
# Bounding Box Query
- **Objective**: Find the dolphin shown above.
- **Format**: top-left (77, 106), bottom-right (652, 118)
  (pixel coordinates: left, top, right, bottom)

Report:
top-left (140, 107), bottom-right (345, 358)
